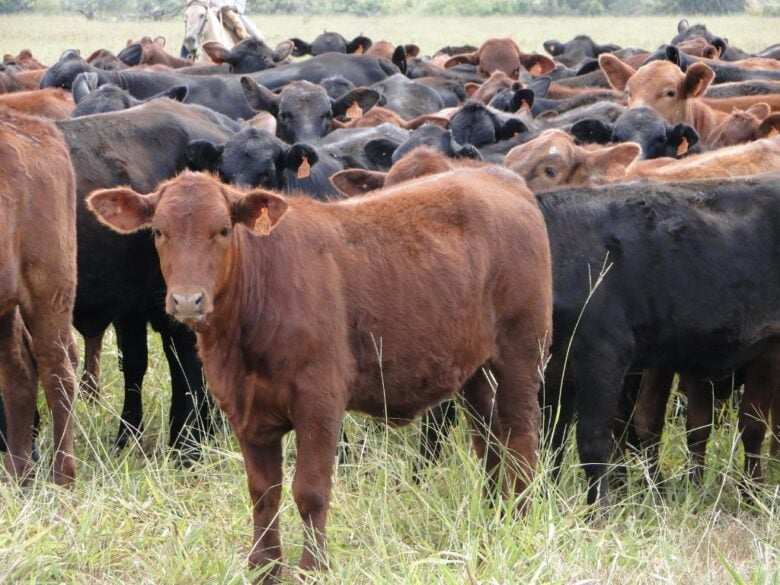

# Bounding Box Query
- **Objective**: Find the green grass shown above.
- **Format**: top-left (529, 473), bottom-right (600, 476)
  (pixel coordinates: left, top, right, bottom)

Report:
top-left (1, 327), bottom-right (779, 584)
top-left (0, 14), bottom-right (779, 65)
top-left (1, 13), bottom-right (779, 584)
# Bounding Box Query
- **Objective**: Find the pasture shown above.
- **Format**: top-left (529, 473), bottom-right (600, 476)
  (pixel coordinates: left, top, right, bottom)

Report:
top-left (1, 12), bottom-right (780, 585)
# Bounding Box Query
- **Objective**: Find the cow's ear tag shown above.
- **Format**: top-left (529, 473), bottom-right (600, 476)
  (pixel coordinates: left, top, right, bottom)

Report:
top-left (297, 156), bottom-right (311, 179)
top-left (345, 101), bottom-right (363, 120)
top-left (254, 208), bottom-right (272, 236)
top-left (677, 137), bottom-right (689, 156)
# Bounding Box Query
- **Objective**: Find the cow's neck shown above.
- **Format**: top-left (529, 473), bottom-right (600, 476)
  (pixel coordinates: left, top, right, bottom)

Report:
top-left (688, 100), bottom-right (726, 145)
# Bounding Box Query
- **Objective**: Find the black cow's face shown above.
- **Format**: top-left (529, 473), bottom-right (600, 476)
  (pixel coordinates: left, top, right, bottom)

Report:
top-left (71, 84), bottom-right (138, 117)
top-left (277, 84), bottom-right (333, 144)
top-left (219, 131), bottom-right (285, 189)
top-left (450, 102), bottom-right (528, 148)
top-left (612, 107), bottom-right (698, 159)
top-left (391, 124), bottom-right (481, 163)
top-left (40, 51), bottom-right (90, 89)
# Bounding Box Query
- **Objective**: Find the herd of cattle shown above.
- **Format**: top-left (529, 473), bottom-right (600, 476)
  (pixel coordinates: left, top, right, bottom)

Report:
top-left (1, 16), bottom-right (779, 578)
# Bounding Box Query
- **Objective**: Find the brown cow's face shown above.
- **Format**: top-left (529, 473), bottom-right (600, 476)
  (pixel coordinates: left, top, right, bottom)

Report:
top-left (86, 173), bottom-right (288, 329)
top-left (504, 130), bottom-right (641, 191)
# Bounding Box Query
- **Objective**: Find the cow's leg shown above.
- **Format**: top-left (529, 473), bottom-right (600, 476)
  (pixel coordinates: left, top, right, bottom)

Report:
top-left (572, 340), bottom-right (632, 510)
top-left (240, 437), bottom-right (284, 581)
top-left (682, 376), bottom-right (713, 483)
top-left (80, 330), bottom-right (104, 402)
top-left (413, 399), bottom-right (458, 482)
top-left (22, 305), bottom-right (78, 485)
top-left (157, 322), bottom-right (208, 460)
top-left (291, 389), bottom-right (343, 573)
top-left (0, 309), bottom-right (38, 483)
top-left (460, 370), bottom-right (504, 500)
top-left (540, 352), bottom-right (576, 483)
top-left (114, 314), bottom-right (147, 452)
top-left (740, 349), bottom-right (779, 484)
top-left (633, 369), bottom-right (675, 486)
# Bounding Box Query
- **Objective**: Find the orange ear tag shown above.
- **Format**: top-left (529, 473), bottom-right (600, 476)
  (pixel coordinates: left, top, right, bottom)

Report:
top-left (677, 137), bottom-right (689, 156)
top-left (297, 156), bottom-right (311, 179)
top-left (345, 101), bottom-right (363, 120)
top-left (254, 207), bottom-right (272, 236)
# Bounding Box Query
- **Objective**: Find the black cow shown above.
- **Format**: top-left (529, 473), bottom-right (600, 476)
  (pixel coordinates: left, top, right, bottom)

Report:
top-left (370, 74), bottom-right (445, 119)
top-left (643, 45), bottom-right (780, 84)
top-left (187, 124), bottom-right (407, 196)
top-left (671, 18), bottom-right (749, 62)
top-left (543, 35), bottom-right (621, 68)
top-left (570, 107), bottom-right (700, 159)
top-left (290, 32), bottom-right (372, 57)
top-left (240, 77), bottom-right (382, 143)
top-left (41, 52), bottom-right (399, 121)
top-left (53, 99), bottom-right (237, 455)
top-left (390, 123), bottom-right (482, 163)
top-left (706, 80), bottom-right (780, 98)
top-left (199, 38), bottom-right (294, 74)
top-left (70, 77), bottom-right (190, 117)
top-left (448, 101), bottom-right (529, 148)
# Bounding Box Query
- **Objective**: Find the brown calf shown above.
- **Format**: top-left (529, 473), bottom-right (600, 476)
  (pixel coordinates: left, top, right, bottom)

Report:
top-left (0, 108), bottom-right (78, 486)
top-left (127, 36), bottom-right (192, 68)
top-left (599, 54), bottom-right (730, 144)
top-left (708, 103), bottom-right (780, 146)
top-left (0, 88), bottom-right (75, 120)
top-left (444, 38), bottom-right (556, 79)
top-left (0, 69), bottom-right (44, 94)
top-left (331, 105), bottom-right (449, 131)
top-left (88, 169), bottom-right (552, 579)
top-left (3, 49), bottom-right (46, 70)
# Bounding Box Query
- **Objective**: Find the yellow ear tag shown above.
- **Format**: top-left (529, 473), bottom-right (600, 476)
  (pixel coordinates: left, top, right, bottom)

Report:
top-left (345, 101), bottom-right (363, 120)
top-left (254, 207), bottom-right (272, 236)
top-left (297, 156), bottom-right (311, 179)
top-left (677, 137), bottom-right (689, 156)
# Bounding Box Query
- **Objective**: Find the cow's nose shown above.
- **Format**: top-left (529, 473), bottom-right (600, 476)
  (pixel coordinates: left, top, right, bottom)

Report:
top-left (171, 292), bottom-right (203, 314)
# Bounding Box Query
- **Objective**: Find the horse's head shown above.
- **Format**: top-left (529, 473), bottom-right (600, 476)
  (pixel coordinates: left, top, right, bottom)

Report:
top-left (183, 0), bottom-right (210, 59)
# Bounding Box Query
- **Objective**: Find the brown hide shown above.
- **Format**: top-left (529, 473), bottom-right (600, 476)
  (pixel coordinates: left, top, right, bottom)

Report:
top-left (0, 108), bottom-right (78, 486)
top-left (0, 88), bottom-right (74, 119)
top-left (87, 169), bottom-right (552, 576)
top-left (444, 38), bottom-right (555, 79)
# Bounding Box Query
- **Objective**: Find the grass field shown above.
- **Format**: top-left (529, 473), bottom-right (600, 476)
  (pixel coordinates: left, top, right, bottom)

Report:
top-left (1, 13), bottom-right (780, 585)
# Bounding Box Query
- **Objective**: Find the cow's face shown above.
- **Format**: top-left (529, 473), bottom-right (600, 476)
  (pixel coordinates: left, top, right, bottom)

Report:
top-left (277, 82), bottom-right (333, 143)
top-left (86, 172), bottom-right (288, 328)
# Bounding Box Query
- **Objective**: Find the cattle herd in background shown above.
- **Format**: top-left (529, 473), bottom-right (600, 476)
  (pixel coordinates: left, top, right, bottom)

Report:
top-left (1, 16), bottom-right (779, 580)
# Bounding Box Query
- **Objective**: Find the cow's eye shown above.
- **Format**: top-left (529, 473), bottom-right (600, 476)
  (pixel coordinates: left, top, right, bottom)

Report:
top-left (544, 166), bottom-right (557, 178)
top-left (280, 112), bottom-right (292, 120)
top-left (219, 227), bottom-right (230, 237)
top-left (665, 90), bottom-right (676, 98)
top-left (153, 228), bottom-right (162, 238)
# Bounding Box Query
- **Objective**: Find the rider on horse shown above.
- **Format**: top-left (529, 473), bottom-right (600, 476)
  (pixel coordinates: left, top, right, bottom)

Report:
top-left (210, 0), bottom-right (263, 43)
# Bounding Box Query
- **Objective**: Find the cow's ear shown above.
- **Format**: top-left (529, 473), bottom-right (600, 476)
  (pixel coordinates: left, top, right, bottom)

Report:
top-left (347, 35), bottom-right (372, 55)
top-left (667, 123), bottom-right (699, 156)
top-left (117, 43), bottom-right (143, 66)
top-left (570, 118), bottom-right (614, 144)
top-left (519, 53), bottom-right (556, 76)
top-left (677, 18), bottom-right (690, 34)
top-left (273, 40), bottom-right (294, 62)
top-left (364, 138), bottom-right (399, 168)
top-left (543, 40), bottom-right (564, 57)
top-left (240, 76), bottom-right (280, 115)
top-left (510, 89), bottom-right (534, 112)
top-left (464, 83), bottom-right (480, 98)
top-left (153, 36), bottom-right (166, 47)
top-left (596, 43), bottom-right (621, 56)
top-left (498, 118), bottom-right (528, 140)
top-left (330, 169), bottom-right (386, 197)
top-left (712, 37), bottom-right (727, 57)
top-left (232, 189), bottom-right (289, 235)
top-left (331, 88), bottom-right (382, 118)
top-left (528, 76), bottom-right (551, 98)
top-left (588, 142), bottom-right (641, 181)
top-left (598, 54), bottom-right (634, 91)
top-left (186, 140), bottom-right (224, 172)
top-left (404, 44), bottom-right (420, 58)
top-left (576, 58), bottom-right (600, 76)
top-left (758, 113), bottom-right (780, 138)
top-left (71, 71), bottom-right (100, 103)
top-left (746, 102), bottom-right (771, 121)
top-left (664, 45), bottom-right (684, 70)
top-left (391, 45), bottom-right (407, 75)
top-left (86, 187), bottom-right (159, 233)
top-left (443, 51), bottom-right (480, 68)
top-left (456, 144), bottom-right (483, 160)
top-left (283, 143), bottom-right (320, 176)
top-left (683, 62), bottom-right (714, 98)
top-left (290, 38), bottom-right (312, 57)
top-left (202, 41), bottom-right (234, 65)
top-left (150, 85), bottom-right (189, 103)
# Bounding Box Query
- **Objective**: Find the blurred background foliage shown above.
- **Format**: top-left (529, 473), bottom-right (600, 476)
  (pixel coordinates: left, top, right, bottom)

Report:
top-left (2, 0), bottom-right (775, 18)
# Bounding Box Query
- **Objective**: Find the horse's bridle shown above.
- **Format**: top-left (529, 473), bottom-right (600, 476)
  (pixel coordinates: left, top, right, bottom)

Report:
top-left (184, 0), bottom-right (214, 60)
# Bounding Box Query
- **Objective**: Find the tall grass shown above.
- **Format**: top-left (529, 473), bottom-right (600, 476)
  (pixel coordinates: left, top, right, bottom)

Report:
top-left (1, 329), bottom-right (778, 583)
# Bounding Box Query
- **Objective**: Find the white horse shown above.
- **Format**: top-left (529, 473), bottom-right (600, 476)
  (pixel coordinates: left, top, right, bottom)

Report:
top-left (183, 0), bottom-right (236, 63)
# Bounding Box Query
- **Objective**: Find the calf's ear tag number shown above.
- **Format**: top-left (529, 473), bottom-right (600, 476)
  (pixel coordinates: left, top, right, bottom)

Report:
top-left (345, 101), bottom-right (363, 120)
top-left (254, 208), bottom-right (272, 236)
top-left (677, 137), bottom-right (689, 156)
top-left (297, 156), bottom-right (311, 179)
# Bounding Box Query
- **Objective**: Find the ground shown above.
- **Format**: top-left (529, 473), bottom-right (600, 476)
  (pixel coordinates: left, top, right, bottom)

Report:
top-left (0, 13), bottom-right (779, 584)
